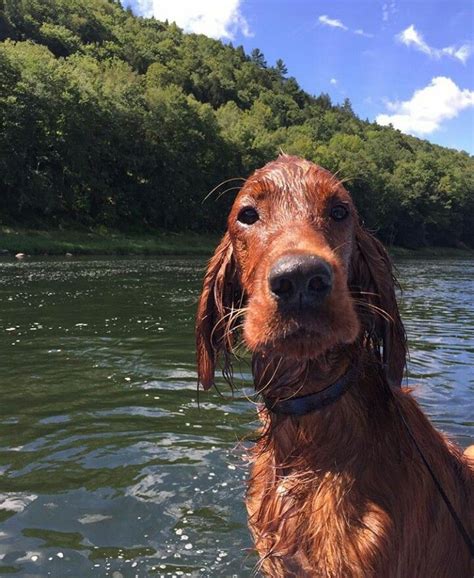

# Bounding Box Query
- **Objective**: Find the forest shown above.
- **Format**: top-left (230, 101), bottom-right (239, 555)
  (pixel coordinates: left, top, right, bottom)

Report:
top-left (0, 0), bottom-right (473, 248)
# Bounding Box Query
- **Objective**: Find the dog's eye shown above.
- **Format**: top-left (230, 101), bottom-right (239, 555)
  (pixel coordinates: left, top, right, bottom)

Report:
top-left (237, 207), bottom-right (259, 225)
top-left (330, 204), bottom-right (349, 221)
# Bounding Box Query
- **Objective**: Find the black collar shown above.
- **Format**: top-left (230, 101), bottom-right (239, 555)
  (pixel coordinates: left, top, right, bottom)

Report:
top-left (262, 365), bottom-right (357, 416)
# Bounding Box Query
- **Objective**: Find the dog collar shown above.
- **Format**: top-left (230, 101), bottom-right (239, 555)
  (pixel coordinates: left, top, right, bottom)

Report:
top-left (262, 365), bottom-right (357, 416)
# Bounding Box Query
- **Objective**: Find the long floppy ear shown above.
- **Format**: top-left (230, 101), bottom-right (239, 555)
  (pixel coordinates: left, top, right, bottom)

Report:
top-left (195, 233), bottom-right (241, 390)
top-left (350, 225), bottom-right (407, 387)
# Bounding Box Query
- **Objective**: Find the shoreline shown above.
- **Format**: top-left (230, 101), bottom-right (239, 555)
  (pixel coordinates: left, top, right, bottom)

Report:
top-left (0, 227), bottom-right (219, 257)
top-left (0, 227), bottom-right (472, 259)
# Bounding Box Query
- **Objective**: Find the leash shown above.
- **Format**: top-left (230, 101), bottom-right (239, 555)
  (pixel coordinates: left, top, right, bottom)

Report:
top-left (387, 385), bottom-right (474, 558)
top-left (380, 322), bottom-right (473, 557)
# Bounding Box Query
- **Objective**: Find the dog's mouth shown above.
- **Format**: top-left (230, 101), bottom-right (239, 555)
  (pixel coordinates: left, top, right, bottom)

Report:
top-left (242, 294), bottom-right (360, 359)
top-left (271, 318), bottom-right (329, 342)
top-left (244, 315), bottom-right (335, 357)
top-left (268, 331), bottom-right (332, 357)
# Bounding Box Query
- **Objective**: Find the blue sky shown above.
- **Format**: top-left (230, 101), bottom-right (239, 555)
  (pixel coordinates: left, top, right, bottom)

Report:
top-left (122, 1), bottom-right (474, 154)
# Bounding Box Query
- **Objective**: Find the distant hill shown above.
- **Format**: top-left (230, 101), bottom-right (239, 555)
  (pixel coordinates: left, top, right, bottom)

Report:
top-left (1, 0), bottom-right (473, 247)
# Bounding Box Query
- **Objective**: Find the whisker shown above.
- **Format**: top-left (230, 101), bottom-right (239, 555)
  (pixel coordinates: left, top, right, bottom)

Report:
top-left (350, 290), bottom-right (380, 297)
top-left (363, 302), bottom-right (394, 323)
top-left (212, 306), bottom-right (248, 332)
top-left (276, 380), bottom-right (306, 402)
top-left (202, 177), bottom-right (245, 203)
top-left (216, 185), bottom-right (244, 201)
top-left (338, 175), bottom-right (357, 186)
top-left (254, 357), bottom-right (284, 396)
top-left (330, 167), bottom-right (345, 182)
top-left (353, 299), bottom-right (394, 322)
top-left (332, 240), bottom-right (351, 253)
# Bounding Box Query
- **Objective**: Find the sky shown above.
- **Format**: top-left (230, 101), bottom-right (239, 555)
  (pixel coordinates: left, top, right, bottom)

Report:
top-left (121, 0), bottom-right (474, 154)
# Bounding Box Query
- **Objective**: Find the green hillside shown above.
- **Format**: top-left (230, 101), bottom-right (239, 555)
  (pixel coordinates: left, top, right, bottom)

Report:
top-left (1, 0), bottom-right (473, 248)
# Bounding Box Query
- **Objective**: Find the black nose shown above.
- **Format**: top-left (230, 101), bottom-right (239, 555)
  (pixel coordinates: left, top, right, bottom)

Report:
top-left (269, 254), bottom-right (333, 310)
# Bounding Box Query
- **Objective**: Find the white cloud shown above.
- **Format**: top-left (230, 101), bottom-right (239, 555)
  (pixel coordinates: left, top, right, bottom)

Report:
top-left (354, 29), bottom-right (373, 38)
top-left (124, 0), bottom-right (251, 40)
top-left (441, 44), bottom-right (472, 64)
top-left (318, 15), bottom-right (348, 31)
top-left (397, 25), bottom-right (431, 55)
top-left (318, 15), bottom-right (373, 38)
top-left (330, 78), bottom-right (338, 85)
top-left (382, 1), bottom-right (397, 23)
top-left (397, 25), bottom-right (471, 64)
top-left (376, 77), bottom-right (474, 135)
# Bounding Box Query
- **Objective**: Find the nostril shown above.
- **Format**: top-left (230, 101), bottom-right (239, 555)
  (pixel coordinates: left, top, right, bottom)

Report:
top-left (307, 273), bottom-right (332, 294)
top-left (270, 276), bottom-right (294, 298)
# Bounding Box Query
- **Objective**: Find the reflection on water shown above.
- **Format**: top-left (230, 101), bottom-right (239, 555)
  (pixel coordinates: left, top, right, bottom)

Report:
top-left (0, 256), bottom-right (472, 576)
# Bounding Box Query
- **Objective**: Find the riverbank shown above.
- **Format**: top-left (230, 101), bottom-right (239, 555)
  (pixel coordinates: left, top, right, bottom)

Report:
top-left (0, 227), bottom-right (472, 258)
top-left (388, 245), bottom-right (474, 259)
top-left (0, 227), bottom-right (219, 256)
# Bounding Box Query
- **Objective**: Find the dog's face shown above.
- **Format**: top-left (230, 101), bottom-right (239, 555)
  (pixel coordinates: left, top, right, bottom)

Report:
top-left (227, 157), bottom-right (360, 359)
top-left (196, 155), bottom-right (406, 390)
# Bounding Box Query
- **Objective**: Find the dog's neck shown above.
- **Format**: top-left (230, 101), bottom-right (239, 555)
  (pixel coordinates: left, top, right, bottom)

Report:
top-left (252, 349), bottom-right (393, 473)
top-left (252, 346), bottom-right (354, 398)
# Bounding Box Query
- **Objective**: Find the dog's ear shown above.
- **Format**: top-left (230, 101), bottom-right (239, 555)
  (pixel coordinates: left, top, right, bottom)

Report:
top-left (195, 233), bottom-right (240, 390)
top-left (350, 225), bottom-right (407, 387)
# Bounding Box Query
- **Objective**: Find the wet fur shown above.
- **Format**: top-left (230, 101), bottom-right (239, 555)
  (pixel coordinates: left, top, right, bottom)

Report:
top-left (196, 156), bottom-right (473, 577)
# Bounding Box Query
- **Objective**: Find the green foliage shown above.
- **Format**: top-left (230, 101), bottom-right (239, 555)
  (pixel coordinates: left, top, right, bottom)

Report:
top-left (0, 0), bottom-right (472, 246)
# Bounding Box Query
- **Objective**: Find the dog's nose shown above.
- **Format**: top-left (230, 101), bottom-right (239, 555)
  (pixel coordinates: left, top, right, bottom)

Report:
top-left (269, 254), bottom-right (333, 310)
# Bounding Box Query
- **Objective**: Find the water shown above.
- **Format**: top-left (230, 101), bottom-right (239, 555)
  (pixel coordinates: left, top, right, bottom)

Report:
top-left (0, 256), bottom-right (472, 577)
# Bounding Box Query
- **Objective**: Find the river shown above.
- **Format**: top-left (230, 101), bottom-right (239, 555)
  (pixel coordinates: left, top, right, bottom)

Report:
top-left (0, 256), bottom-right (472, 577)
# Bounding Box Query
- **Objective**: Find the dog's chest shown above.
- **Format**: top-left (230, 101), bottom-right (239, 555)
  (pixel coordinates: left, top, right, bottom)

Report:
top-left (248, 470), bottom-right (394, 578)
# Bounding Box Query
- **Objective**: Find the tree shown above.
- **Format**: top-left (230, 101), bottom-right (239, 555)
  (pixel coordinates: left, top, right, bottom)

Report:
top-left (250, 48), bottom-right (267, 68)
top-left (275, 58), bottom-right (287, 77)
top-left (0, 0), bottom-right (471, 246)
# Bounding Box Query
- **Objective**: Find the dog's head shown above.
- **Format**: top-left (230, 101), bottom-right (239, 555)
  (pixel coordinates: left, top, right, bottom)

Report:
top-left (196, 155), bottom-right (405, 390)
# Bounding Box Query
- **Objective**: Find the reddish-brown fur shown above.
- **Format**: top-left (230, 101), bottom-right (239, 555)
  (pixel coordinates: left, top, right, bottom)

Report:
top-left (196, 155), bottom-right (473, 577)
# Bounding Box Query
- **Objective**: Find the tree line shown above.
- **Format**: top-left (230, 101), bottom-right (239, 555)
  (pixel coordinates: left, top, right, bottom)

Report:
top-left (0, 0), bottom-right (473, 247)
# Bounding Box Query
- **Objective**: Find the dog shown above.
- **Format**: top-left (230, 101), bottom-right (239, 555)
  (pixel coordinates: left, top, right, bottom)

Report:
top-left (196, 155), bottom-right (473, 577)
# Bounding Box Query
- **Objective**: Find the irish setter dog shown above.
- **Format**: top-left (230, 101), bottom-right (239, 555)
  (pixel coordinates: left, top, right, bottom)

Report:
top-left (196, 155), bottom-right (473, 577)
